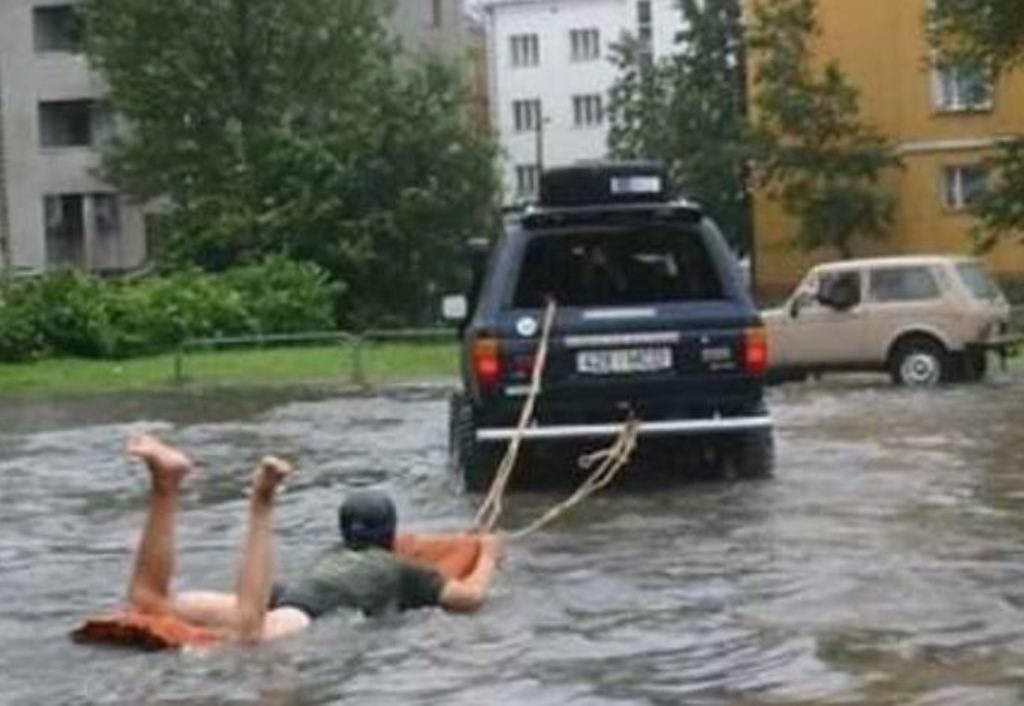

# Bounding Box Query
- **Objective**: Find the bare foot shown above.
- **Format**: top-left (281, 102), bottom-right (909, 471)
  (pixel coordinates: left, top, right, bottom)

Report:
top-left (251, 456), bottom-right (293, 503)
top-left (126, 433), bottom-right (192, 489)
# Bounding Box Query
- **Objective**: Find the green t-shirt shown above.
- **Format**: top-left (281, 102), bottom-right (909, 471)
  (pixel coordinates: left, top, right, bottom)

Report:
top-left (275, 544), bottom-right (444, 618)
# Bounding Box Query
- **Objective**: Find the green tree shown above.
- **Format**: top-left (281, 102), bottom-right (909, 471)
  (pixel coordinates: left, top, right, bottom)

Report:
top-left (607, 0), bottom-right (751, 252)
top-left (928, 0), bottom-right (1024, 70)
top-left (929, 0), bottom-right (1024, 249)
top-left (748, 0), bottom-right (899, 259)
top-left (82, 0), bottom-right (497, 324)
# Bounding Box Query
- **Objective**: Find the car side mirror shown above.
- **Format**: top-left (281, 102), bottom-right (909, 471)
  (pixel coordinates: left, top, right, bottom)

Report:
top-left (441, 294), bottom-right (468, 323)
top-left (788, 290), bottom-right (815, 318)
top-left (788, 296), bottom-right (803, 318)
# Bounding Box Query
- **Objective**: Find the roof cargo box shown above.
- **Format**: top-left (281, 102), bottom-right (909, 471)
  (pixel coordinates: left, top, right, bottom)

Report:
top-left (539, 162), bottom-right (670, 207)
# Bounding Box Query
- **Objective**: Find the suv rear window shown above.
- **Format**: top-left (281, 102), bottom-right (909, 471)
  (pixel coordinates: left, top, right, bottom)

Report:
top-left (512, 227), bottom-right (723, 308)
top-left (956, 262), bottom-right (1001, 300)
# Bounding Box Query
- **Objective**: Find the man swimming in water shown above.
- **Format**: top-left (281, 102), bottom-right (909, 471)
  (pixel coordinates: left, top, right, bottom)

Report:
top-left (124, 434), bottom-right (503, 644)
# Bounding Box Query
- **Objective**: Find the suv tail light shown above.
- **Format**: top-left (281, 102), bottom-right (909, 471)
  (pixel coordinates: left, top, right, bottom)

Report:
top-left (744, 327), bottom-right (768, 376)
top-left (472, 336), bottom-right (501, 392)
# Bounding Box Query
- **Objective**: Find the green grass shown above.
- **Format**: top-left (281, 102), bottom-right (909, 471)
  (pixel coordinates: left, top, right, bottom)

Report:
top-left (1, 341), bottom-right (1017, 398)
top-left (0, 342), bottom-right (458, 397)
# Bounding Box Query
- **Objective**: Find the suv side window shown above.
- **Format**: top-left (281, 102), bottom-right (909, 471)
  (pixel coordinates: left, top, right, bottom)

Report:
top-left (817, 270), bottom-right (861, 308)
top-left (512, 227), bottom-right (722, 308)
top-left (869, 267), bottom-right (940, 302)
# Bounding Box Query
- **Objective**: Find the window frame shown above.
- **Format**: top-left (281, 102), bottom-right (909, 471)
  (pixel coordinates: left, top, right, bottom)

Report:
top-left (931, 61), bottom-right (995, 113)
top-left (510, 33), bottom-right (540, 68)
top-left (38, 99), bottom-right (104, 149)
top-left (569, 28), bottom-right (600, 62)
top-left (515, 164), bottom-right (540, 200)
top-left (941, 164), bottom-right (989, 211)
top-left (512, 99), bottom-right (542, 132)
top-left (572, 94), bottom-right (604, 128)
top-left (33, 4), bottom-right (84, 54)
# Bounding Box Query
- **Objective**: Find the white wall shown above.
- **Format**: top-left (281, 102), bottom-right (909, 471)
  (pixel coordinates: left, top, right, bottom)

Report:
top-left (485, 0), bottom-right (682, 204)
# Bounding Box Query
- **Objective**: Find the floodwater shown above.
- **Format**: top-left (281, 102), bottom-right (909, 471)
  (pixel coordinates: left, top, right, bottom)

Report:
top-left (2, 373), bottom-right (1024, 706)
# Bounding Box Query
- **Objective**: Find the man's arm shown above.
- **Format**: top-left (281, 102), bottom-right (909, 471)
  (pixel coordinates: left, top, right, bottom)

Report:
top-left (437, 534), bottom-right (504, 613)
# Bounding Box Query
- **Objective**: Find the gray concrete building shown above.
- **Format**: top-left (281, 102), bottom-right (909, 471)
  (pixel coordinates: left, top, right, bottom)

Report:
top-left (391, 0), bottom-right (466, 61)
top-left (0, 0), bottom-right (465, 274)
top-left (0, 0), bottom-right (146, 273)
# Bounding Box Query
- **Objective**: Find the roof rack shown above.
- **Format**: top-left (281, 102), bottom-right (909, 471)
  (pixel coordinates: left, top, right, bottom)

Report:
top-left (522, 200), bottom-right (702, 230)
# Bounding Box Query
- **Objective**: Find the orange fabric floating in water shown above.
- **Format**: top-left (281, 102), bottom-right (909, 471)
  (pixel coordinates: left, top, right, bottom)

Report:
top-left (394, 532), bottom-right (482, 581)
top-left (71, 611), bottom-right (219, 651)
top-left (73, 532), bottom-right (481, 650)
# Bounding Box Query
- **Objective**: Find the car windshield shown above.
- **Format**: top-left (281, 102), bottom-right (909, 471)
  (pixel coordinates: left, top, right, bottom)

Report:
top-left (955, 262), bottom-right (1002, 300)
top-left (512, 226), bottom-right (723, 308)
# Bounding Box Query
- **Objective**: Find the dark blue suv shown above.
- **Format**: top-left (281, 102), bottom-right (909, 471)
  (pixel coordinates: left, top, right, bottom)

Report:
top-left (446, 163), bottom-right (773, 491)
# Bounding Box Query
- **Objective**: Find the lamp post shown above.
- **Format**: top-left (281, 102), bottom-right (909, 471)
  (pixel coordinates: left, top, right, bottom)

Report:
top-left (534, 111), bottom-right (545, 172)
top-left (534, 110), bottom-right (550, 197)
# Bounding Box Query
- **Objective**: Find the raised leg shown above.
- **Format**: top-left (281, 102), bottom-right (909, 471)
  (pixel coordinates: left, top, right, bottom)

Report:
top-left (232, 456), bottom-right (292, 643)
top-left (124, 434), bottom-right (192, 615)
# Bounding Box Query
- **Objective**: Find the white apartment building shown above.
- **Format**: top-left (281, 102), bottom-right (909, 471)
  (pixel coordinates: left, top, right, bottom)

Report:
top-left (483, 0), bottom-right (682, 204)
top-left (0, 0), bottom-right (465, 274)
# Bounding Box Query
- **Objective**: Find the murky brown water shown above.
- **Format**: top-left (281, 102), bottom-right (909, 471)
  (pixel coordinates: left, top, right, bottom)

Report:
top-left (2, 372), bottom-right (1024, 706)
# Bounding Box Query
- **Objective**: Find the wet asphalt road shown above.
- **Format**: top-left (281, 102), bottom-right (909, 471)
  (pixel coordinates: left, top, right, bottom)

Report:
top-left (1, 372), bottom-right (1023, 705)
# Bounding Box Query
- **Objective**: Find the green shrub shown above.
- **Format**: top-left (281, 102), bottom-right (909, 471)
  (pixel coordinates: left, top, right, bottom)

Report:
top-left (225, 256), bottom-right (340, 334)
top-left (0, 257), bottom-right (340, 362)
top-left (29, 272), bottom-right (121, 358)
top-left (0, 299), bottom-right (47, 362)
top-left (144, 271), bottom-right (256, 345)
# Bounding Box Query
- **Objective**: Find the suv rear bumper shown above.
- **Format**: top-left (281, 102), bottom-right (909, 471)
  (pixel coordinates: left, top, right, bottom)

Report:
top-left (476, 413), bottom-right (773, 442)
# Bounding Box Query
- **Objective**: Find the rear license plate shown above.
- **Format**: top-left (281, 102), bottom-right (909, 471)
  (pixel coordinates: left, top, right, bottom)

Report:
top-left (576, 347), bottom-right (673, 375)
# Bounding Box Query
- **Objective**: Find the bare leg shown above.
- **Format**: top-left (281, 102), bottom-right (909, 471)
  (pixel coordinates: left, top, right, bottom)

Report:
top-left (125, 434), bottom-right (192, 615)
top-left (232, 456), bottom-right (292, 643)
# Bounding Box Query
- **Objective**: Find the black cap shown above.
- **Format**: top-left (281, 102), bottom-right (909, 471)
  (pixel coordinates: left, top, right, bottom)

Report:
top-left (338, 490), bottom-right (397, 551)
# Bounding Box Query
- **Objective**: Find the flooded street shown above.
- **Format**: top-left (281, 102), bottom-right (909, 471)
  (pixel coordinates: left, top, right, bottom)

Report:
top-left (2, 374), bottom-right (1024, 705)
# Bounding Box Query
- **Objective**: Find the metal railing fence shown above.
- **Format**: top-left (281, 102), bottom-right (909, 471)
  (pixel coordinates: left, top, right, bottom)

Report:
top-left (172, 328), bottom-right (458, 386)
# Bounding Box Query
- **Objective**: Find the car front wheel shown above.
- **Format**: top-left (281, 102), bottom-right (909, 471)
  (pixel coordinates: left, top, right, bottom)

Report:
top-left (889, 337), bottom-right (948, 386)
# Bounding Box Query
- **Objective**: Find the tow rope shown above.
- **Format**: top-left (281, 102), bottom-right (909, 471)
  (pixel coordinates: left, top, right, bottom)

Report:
top-left (474, 299), bottom-right (639, 537)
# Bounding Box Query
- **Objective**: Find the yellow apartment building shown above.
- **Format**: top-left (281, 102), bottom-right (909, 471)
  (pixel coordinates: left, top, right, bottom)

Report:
top-left (749, 0), bottom-right (1024, 298)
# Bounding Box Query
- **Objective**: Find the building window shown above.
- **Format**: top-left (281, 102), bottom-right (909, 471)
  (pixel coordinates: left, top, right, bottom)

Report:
top-left (933, 62), bottom-right (993, 112)
top-left (570, 28), bottom-right (600, 62)
top-left (33, 5), bottom-right (83, 54)
top-left (942, 164), bottom-right (988, 210)
top-left (431, 0), bottom-right (443, 28)
top-left (38, 100), bottom-right (112, 148)
top-left (510, 34), bottom-right (539, 68)
top-left (43, 193), bottom-right (122, 268)
top-left (637, 1), bottom-right (653, 54)
top-left (93, 194), bottom-right (121, 240)
top-left (44, 194), bottom-right (85, 267)
top-left (516, 164), bottom-right (540, 199)
top-left (512, 99), bottom-right (542, 132)
top-left (572, 94), bottom-right (603, 127)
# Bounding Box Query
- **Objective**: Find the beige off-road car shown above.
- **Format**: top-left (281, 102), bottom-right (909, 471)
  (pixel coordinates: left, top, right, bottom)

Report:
top-left (762, 256), bottom-right (1020, 386)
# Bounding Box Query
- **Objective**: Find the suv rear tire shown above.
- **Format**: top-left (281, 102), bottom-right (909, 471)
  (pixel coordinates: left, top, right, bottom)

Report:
top-left (889, 337), bottom-right (949, 386)
top-left (449, 392), bottom-right (504, 493)
top-left (722, 404), bottom-right (775, 479)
